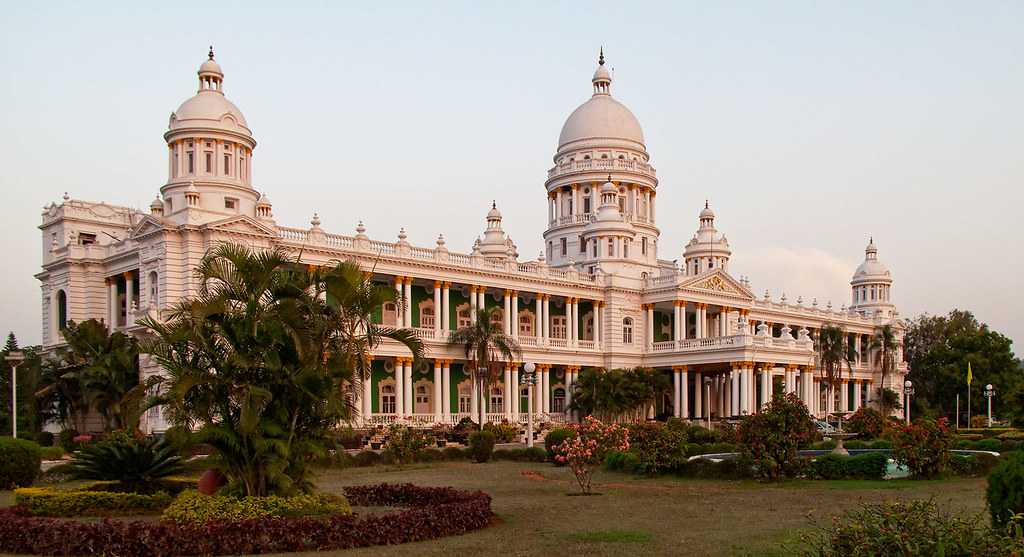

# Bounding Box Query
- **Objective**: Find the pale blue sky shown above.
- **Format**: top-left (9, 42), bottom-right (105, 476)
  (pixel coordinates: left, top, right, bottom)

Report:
top-left (1, 1), bottom-right (1021, 349)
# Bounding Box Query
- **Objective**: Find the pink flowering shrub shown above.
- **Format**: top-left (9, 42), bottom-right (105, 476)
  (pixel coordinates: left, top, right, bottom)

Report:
top-left (555, 416), bottom-right (629, 494)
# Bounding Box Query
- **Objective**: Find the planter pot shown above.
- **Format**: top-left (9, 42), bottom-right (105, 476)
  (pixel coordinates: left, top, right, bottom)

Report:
top-left (198, 469), bottom-right (226, 495)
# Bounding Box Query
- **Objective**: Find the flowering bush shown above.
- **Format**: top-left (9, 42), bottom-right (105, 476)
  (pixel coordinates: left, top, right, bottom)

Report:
top-left (384, 425), bottom-right (429, 465)
top-left (555, 416), bottom-right (629, 494)
top-left (483, 421), bottom-right (518, 443)
top-left (0, 483), bottom-right (492, 556)
top-left (737, 393), bottom-right (816, 481)
top-left (891, 417), bottom-right (954, 479)
top-left (845, 407), bottom-right (887, 438)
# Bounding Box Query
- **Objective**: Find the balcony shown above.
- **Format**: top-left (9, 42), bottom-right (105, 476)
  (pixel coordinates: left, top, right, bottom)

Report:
top-left (547, 158), bottom-right (657, 181)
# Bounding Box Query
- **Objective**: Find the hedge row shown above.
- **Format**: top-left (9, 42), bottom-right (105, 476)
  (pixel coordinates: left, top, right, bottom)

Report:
top-left (810, 453), bottom-right (888, 480)
top-left (15, 485), bottom-right (174, 517)
top-left (319, 446), bottom-right (547, 468)
top-left (0, 483), bottom-right (493, 556)
top-left (163, 490), bottom-right (351, 525)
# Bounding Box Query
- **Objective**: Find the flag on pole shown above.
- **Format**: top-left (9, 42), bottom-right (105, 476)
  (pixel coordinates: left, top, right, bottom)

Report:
top-left (966, 362), bottom-right (973, 386)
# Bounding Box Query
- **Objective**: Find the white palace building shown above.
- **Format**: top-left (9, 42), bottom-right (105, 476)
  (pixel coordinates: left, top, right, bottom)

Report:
top-left (36, 50), bottom-right (907, 433)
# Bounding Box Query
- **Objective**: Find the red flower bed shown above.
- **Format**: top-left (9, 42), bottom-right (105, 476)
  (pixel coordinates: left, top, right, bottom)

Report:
top-left (0, 483), bottom-right (492, 556)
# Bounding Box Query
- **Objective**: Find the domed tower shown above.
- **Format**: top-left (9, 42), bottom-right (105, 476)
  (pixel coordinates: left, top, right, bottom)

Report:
top-left (543, 49), bottom-right (659, 277)
top-left (160, 48), bottom-right (259, 224)
top-left (477, 202), bottom-right (517, 261)
top-left (682, 202), bottom-right (731, 275)
top-left (850, 238), bottom-right (894, 317)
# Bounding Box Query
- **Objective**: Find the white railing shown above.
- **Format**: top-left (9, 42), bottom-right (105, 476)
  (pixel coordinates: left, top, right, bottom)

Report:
top-left (652, 340), bottom-right (675, 352)
top-left (518, 335), bottom-right (539, 346)
top-left (365, 412), bottom-right (569, 427)
top-left (578, 340), bottom-right (595, 350)
top-left (547, 158), bottom-right (657, 179)
top-left (548, 337), bottom-right (567, 348)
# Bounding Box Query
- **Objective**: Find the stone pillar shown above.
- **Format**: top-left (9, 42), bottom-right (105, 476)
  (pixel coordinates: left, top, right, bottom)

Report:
top-left (565, 366), bottom-right (575, 416)
top-left (731, 367), bottom-right (740, 416)
top-left (693, 372), bottom-right (703, 419)
top-left (362, 362), bottom-right (373, 421)
top-left (124, 272), bottom-right (134, 320)
top-left (503, 290), bottom-right (512, 335)
top-left (593, 302), bottom-right (601, 347)
top-left (441, 282), bottom-right (451, 331)
top-left (470, 372), bottom-right (479, 421)
top-left (673, 301), bottom-right (682, 341)
top-left (503, 363), bottom-right (512, 417)
top-left (571, 298), bottom-right (579, 346)
top-left (852, 380), bottom-right (861, 411)
top-left (672, 368), bottom-right (681, 417)
top-left (108, 278), bottom-right (118, 327)
top-left (542, 367), bottom-right (551, 413)
top-left (697, 304), bottom-right (706, 339)
top-left (511, 364), bottom-right (520, 420)
top-left (433, 360), bottom-right (443, 422)
top-left (403, 358), bottom-right (413, 415)
top-left (511, 291), bottom-right (519, 339)
top-left (840, 380), bottom-right (849, 413)
top-left (645, 304), bottom-right (654, 348)
top-left (433, 281), bottom-right (442, 333)
top-left (469, 285), bottom-right (478, 323)
top-left (442, 360), bottom-right (451, 420)
top-left (394, 358), bottom-right (405, 416)
top-left (760, 365), bottom-right (771, 409)
top-left (680, 302), bottom-right (688, 340)
top-left (403, 277), bottom-right (412, 328)
top-left (680, 367), bottom-right (690, 419)
top-left (535, 295), bottom-right (543, 339)
top-left (542, 295), bottom-right (551, 341)
top-left (854, 335), bottom-right (862, 365)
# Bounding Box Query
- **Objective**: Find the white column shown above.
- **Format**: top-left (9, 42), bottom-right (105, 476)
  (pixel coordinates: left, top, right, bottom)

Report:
top-left (542, 296), bottom-right (550, 340)
top-left (441, 282), bottom-right (450, 332)
top-left (693, 372), bottom-right (703, 419)
top-left (503, 290), bottom-right (512, 335)
top-left (394, 359), bottom-right (405, 416)
top-left (564, 368), bottom-right (574, 416)
top-left (852, 380), bottom-right (861, 411)
top-left (511, 291), bottom-right (519, 339)
top-left (535, 295), bottom-right (543, 339)
top-left (760, 368), bottom-right (770, 409)
top-left (362, 365), bottom-right (372, 421)
top-left (503, 365), bottom-right (512, 417)
top-left (404, 359), bottom-right (413, 415)
top-left (470, 373), bottom-right (479, 421)
top-left (646, 304), bottom-right (655, 347)
top-left (433, 282), bottom-right (442, 333)
top-left (511, 365), bottom-right (520, 420)
top-left (731, 368), bottom-right (740, 416)
top-left (542, 369), bottom-right (551, 413)
top-left (566, 298), bottom-right (575, 346)
top-left (534, 367), bottom-right (544, 415)
top-left (854, 335), bottom-right (862, 365)
top-left (477, 289), bottom-right (487, 319)
top-left (593, 302), bottom-right (601, 347)
top-left (433, 360), bottom-right (443, 422)
top-left (673, 369), bottom-right (681, 417)
top-left (694, 304), bottom-right (703, 339)
top-left (404, 279), bottom-right (413, 328)
top-left (469, 286), bottom-right (478, 322)
top-left (555, 190), bottom-right (563, 219)
top-left (840, 380), bottom-right (849, 413)
top-left (394, 277), bottom-right (404, 326)
top-left (680, 303), bottom-right (688, 340)
top-left (108, 278), bottom-right (118, 327)
top-left (442, 361), bottom-right (451, 420)
top-left (673, 302), bottom-right (681, 341)
top-left (680, 368), bottom-right (690, 419)
top-left (124, 272), bottom-right (134, 317)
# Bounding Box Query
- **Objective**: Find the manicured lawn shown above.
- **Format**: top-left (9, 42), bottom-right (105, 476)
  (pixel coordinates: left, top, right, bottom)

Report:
top-left (0, 461), bottom-right (989, 556)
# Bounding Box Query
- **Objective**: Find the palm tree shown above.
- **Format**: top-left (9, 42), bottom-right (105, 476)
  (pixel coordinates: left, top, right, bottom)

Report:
top-left (447, 308), bottom-right (521, 427)
top-left (869, 324), bottom-right (898, 415)
top-left (816, 324), bottom-right (852, 417)
top-left (143, 244), bottom-right (422, 496)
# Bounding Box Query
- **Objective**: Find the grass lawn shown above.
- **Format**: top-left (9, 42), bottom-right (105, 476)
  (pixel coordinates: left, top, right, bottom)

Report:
top-left (0, 461), bottom-right (989, 556)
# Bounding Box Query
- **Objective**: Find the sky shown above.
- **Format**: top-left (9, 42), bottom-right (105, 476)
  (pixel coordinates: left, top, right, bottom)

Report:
top-left (1, 1), bottom-right (1022, 350)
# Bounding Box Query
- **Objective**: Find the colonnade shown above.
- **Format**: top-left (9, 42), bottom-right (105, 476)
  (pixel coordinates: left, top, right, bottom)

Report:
top-left (645, 302), bottom-right (749, 346)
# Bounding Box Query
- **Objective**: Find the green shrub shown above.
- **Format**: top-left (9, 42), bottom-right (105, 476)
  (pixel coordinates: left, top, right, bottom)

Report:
top-left (846, 407), bottom-right (887, 438)
top-left (468, 431), bottom-right (495, 463)
top-left (975, 438), bottom-right (1002, 452)
top-left (544, 428), bottom-right (573, 463)
top-left (442, 446), bottom-right (466, 461)
top-left (352, 450), bottom-right (381, 467)
top-left (491, 449), bottom-right (513, 461)
top-left (798, 500), bottom-right (1024, 555)
top-left (162, 425), bottom-right (195, 454)
top-left (522, 446), bottom-right (547, 462)
top-left (846, 452), bottom-right (888, 480)
top-left (869, 440), bottom-right (892, 449)
top-left (384, 424), bottom-right (429, 465)
top-left (1002, 440), bottom-right (1021, 452)
top-left (39, 446), bottom-right (64, 461)
top-left (811, 454), bottom-right (848, 480)
top-left (415, 448), bottom-right (444, 462)
top-left (987, 450), bottom-right (1024, 529)
top-left (958, 433), bottom-right (985, 441)
top-left (997, 430), bottom-right (1024, 441)
top-left (843, 440), bottom-right (868, 450)
top-left (811, 440), bottom-right (837, 450)
top-left (626, 422), bottom-right (688, 475)
top-left (162, 489), bottom-right (351, 525)
top-left (35, 432), bottom-right (55, 447)
top-left (15, 484), bottom-right (175, 516)
top-left (603, 450), bottom-right (641, 473)
top-left (483, 421), bottom-right (519, 443)
top-left (679, 456), bottom-right (754, 480)
top-left (70, 432), bottom-right (182, 492)
top-left (892, 417), bottom-right (954, 479)
top-left (951, 453), bottom-right (1001, 478)
top-left (681, 422), bottom-right (717, 444)
top-left (58, 429), bottom-right (79, 453)
top-left (0, 437), bottom-right (42, 489)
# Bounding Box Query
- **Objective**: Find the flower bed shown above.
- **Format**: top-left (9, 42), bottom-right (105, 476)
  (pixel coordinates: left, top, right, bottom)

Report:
top-left (0, 483), bottom-right (493, 556)
top-left (13, 479), bottom-right (195, 517)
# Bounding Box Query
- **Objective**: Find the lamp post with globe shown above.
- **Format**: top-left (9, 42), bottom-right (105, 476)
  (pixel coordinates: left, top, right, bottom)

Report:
top-left (523, 362), bottom-right (537, 447)
top-left (903, 380), bottom-right (915, 425)
top-left (984, 384), bottom-right (996, 428)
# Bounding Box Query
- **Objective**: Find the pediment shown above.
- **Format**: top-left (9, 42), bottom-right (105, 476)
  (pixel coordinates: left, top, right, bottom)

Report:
top-left (130, 215), bottom-right (169, 238)
top-left (202, 215), bottom-right (277, 238)
top-left (681, 269), bottom-right (753, 299)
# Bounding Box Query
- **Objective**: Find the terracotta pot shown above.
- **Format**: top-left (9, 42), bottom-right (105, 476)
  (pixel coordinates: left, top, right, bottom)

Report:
top-left (198, 469), bottom-right (226, 495)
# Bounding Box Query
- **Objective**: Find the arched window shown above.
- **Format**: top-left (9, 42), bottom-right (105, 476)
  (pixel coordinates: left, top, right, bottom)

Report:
top-left (552, 388), bottom-right (566, 413)
top-left (56, 290), bottom-right (68, 331)
top-left (147, 271), bottom-right (158, 307)
top-left (622, 317), bottom-right (634, 344)
top-left (518, 312), bottom-right (534, 336)
top-left (381, 384), bottom-right (396, 414)
top-left (382, 301), bottom-right (398, 326)
top-left (419, 301), bottom-right (435, 328)
top-left (456, 303), bottom-right (472, 328)
top-left (489, 308), bottom-right (504, 328)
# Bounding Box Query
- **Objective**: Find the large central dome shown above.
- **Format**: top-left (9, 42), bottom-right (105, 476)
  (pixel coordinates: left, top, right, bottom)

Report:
top-left (556, 52), bottom-right (645, 154)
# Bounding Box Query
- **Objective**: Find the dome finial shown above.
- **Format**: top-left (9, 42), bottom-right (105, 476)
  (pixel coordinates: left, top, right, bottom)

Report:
top-left (208, 45), bottom-right (215, 60)
top-left (492, 200), bottom-right (496, 209)
top-left (705, 199), bottom-right (709, 209)
top-left (607, 174), bottom-right (612, 182)
top-left (599, 46), bottom-right (605, 66)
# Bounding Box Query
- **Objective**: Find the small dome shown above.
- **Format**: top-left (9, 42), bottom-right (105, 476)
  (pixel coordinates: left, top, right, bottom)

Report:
top-left (593, 64), bottom-right (611, 82)
top-left (170, 93), bottom-right (249, 130)
top-left (601, 177), bottom-right (616, 194)
top-left (558, 95), bottom-right (644, 151)
top-left (699, 203), bottom-right (715, 219)
top-left (150, 196), bottom-right (163, 209)
top-left (199, 58), bottom-right (223, 76)
top-left (487, 202), bottom-right (502, 219)
top-left (852, 238), bottom-right (891, 281)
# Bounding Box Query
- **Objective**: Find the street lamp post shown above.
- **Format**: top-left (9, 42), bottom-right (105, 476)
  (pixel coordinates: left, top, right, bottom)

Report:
top-left (5, 350), bottom-right (25, 439)
top-left (903, 380), bottom-right (914, 425)
top-left (984, 384), bottom-right (996, 428)
top-left (523, 362), bottom-right (536, 448)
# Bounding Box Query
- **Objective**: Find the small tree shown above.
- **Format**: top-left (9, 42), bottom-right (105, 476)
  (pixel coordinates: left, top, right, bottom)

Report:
top-left (738, 393), bottom-right (816, 480)
top-left (816, 324), bottom-right (851, 415)
top-left (870, 325), bottom-right (899, 415)
top-left (555, 416), bottom-right (629, 494)
top-left (846, 407), bottom-right (887, 438)
top-left (447, 308), bottom-right (521, 428)
top-left (892, 417), bottom-right (954, 479)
